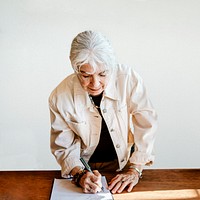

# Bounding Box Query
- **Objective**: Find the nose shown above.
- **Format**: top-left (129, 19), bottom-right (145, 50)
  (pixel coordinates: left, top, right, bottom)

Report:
top-left (90, 75), bottom-right (100, 87)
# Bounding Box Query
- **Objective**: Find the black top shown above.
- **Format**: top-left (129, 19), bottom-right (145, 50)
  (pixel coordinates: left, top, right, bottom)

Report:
top-left (89, 93), bottom-right (118, 163)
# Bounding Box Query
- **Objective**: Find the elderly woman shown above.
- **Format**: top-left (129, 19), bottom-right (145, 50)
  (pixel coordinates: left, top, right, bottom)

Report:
top-left (49, 30), bottom-right (157, 194)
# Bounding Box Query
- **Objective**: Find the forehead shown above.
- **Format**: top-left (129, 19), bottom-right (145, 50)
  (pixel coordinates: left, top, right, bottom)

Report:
top-left (79, 64), bottom-right (106, 74)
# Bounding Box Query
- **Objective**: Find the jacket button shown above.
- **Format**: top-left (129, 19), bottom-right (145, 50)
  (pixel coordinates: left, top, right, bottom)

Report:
top-left (116, 144), bottom-right (120, 148)
top-left (110, 128), bottom-right (114, 132)
top-left (103, 109), bottom-right (107, 113)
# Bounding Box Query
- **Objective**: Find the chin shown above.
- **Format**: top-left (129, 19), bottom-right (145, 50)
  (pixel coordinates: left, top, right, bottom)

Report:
top-left (89, 92), bottom-right (101, 96)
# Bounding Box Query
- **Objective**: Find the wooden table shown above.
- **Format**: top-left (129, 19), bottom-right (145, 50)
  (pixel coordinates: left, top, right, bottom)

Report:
top-left (0, 169), bottom-right (200, 200)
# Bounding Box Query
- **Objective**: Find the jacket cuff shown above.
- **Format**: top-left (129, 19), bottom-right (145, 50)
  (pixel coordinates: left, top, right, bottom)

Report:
top-left (129, 151), bottom-right (155, 166)
top-left (60, 157), bottom-right (84, 178)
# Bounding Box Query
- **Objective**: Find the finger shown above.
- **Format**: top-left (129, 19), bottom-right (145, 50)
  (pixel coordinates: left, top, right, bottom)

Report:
top-left (92, 170), bottom-right (102, 182)
top-left (91, 170), bottom-right (102, 189)
top-left (79, 173), bottom-right (89, 188)
top-left (128, 174), bottom-right (139, 191)
top-left (93, 170), bottom-right (101, 177)
top-left (82, 185), bottom-right (93, 193)
top-left (109, 174), bottom-right (122, 185)
top-left (109, 174), bottom-right (121, 184)
top-left (82, 181), bottom-right (101, 194)
top-left (127, 181), bottom-right (137, 193)
top-left (108, 175), bottom-right (123, 190)
top-left (94, 181), bottom-right (102, 191)
top-left (87, 183), bottom-right (101, 193)
top-left (86, 177), bottom-right (102, 193)
top-left (87, 187), bottom-right (97, 194)
top-left (84, 188), bottom-right (98, 194)
top-left (116, 180), bottom-right (129, 193)
top-left (110, 181), bottom-right (123, 194)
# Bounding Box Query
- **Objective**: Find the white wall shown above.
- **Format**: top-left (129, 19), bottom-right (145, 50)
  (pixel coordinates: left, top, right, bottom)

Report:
top-left (0, 0), bottom-right (200, 170)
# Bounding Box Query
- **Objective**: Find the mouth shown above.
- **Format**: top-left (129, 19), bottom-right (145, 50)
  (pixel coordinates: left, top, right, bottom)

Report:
top-left (87, 87), bottom-right (103, 95)
top-left (88, 87), bottom-right (101, 91)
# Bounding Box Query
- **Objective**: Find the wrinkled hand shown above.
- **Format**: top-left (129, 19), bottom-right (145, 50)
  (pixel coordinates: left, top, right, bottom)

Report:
top-left (79, 170), bottom-right (102, 194)
top-left (108, 169), bottom-right (140, 193)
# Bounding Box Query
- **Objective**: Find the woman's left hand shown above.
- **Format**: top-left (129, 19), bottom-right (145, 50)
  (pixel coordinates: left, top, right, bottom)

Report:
top-left (108, 169), bottom-right (140, 193)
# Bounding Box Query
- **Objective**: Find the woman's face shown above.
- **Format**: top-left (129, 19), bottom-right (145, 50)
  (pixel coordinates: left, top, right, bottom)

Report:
top-left (77, 64), bottom-right (110, 96)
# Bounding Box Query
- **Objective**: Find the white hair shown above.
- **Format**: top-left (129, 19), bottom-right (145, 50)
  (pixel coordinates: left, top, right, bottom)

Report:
top-left (69, 30), bottom-right (117, 73)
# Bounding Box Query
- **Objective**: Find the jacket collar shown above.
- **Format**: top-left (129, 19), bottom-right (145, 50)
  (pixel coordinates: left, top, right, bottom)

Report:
top-left (104, 69), bottom-right (119, 101)
top-left (73, 75), bottom-right (92, 111)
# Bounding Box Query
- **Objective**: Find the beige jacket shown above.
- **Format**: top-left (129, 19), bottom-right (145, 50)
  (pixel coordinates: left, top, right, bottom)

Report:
top-left (49, 64), bottom-right (157, 177)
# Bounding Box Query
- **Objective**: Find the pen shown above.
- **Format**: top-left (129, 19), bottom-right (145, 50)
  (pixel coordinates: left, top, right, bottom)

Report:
top-left (80, 157), bottom-right (92, 173)
top-left (80, 157), bottom-right (104, 191)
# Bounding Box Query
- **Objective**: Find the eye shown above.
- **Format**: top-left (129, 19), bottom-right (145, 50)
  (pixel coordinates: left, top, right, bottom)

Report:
top-left (82, 75), bottom-right (90, 78)
top-left (99, 71), bottom-right (107, 77)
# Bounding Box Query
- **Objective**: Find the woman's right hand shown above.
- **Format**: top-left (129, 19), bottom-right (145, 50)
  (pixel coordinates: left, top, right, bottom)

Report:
top-left (79, 170), bottom-right (102, 193)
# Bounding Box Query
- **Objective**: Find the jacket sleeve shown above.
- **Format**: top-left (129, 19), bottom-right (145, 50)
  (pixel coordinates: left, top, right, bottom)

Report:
top-left (49, 97), bottom-right (84, 177)
top-left (129, 70), bottom-right (158, 166)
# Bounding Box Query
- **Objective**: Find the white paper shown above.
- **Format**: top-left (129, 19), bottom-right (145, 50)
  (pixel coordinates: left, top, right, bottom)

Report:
top-left (50, 176), bottom-right (113, 200)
